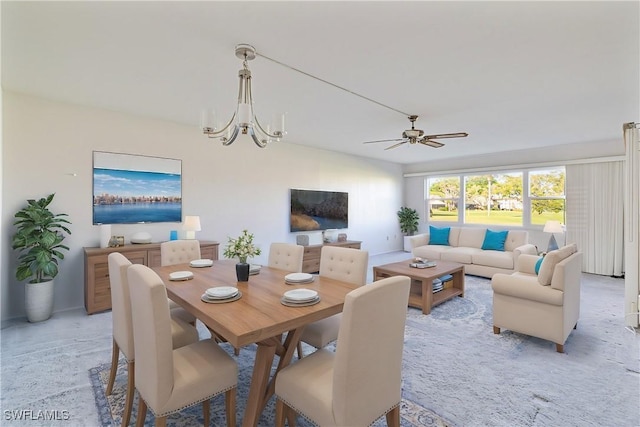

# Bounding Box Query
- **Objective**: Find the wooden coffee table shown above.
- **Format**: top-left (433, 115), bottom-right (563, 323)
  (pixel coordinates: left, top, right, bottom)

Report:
top-left (373, 260), bottom-right (465, 314)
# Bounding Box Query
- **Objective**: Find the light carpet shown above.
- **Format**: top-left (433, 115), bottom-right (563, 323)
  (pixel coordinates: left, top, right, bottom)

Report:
top-left (402, 274), bottom-right (640, 427)
top-left (90, 344), bottom-right (450, 427)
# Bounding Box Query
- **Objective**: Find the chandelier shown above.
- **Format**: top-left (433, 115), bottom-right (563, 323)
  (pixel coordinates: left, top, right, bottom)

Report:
top-left (201, 44), bottom-right (285, 148)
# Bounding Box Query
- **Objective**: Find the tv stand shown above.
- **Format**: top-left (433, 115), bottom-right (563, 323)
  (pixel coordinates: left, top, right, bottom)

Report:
top-left (301, 240), bottom-right (362, 273)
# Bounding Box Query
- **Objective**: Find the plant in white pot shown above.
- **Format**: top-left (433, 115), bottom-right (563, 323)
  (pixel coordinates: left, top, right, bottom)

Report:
top-left (12, 194), bottom-right (71, 322)
top-left (397, 206), bottom-right (419, 252)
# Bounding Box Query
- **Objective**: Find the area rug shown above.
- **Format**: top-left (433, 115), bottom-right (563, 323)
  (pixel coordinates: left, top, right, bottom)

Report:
top-left (89, 343), bottom-right (450, 427)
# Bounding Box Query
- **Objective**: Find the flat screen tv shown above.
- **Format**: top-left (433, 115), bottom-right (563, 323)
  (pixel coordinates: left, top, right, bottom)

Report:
top-left (93, 151), bottom-right (182, 225)
top-left (290, 189), bottom-right (348, 232)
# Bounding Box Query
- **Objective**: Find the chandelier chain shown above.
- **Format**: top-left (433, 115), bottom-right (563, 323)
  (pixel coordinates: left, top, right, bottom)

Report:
top-left (255, 51), bottom-right (411, 118)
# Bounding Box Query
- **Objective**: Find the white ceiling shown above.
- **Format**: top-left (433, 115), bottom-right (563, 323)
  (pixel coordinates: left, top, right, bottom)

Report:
top-left (2, 1), bottom-right (638, 165)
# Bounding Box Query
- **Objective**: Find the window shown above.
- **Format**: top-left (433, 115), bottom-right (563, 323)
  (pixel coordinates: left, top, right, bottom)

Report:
top-left (464, 173), bottom-right (523, 226)
top-left (529, 168), bottom-right (565, 226)
top-left (425, 167), bottom-right (564, 228)
top-left (426, 176), bottom-right (460, 223)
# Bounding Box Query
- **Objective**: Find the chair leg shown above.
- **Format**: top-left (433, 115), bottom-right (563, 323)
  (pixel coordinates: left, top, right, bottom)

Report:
top-left (493, 326), bottom-right (500, 334)
top-left (574, 322), bottom-right (578, 329)
top-left (155, 416), bottom-right (167, 427)
top-left (286, 405), bottom-right (297, 427)
top-left (202, 399), bottom-right (210, 426)
top-left (556, 343), bottom-right (564, 353)
top-left (275, 398), bottom-right (286, 427)
top-left (296, 342), bottom-right (304, 359)
top-left (121, 360), bottom-right (135, 427)
top-left (106, 339), bottom-right (120, 395)
top-left (225, 387), bottom-right (236, 427)
top-left (385, 406), bottom-right (401, 427)
top-left (135, 396), bottom-right (147, 427)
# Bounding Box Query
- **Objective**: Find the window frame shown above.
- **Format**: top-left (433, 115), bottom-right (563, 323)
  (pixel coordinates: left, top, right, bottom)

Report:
top-left (424, 166), bottom-right (565, 229)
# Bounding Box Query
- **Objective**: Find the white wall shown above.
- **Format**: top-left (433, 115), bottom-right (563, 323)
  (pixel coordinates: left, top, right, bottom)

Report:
top-left (1, 92), bottom-right (405, 321)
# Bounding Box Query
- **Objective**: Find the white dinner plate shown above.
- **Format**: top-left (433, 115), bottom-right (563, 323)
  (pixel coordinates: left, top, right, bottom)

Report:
top-left (169, 271), bottom-right (194, 281)
top-left (205, 286), bottom-right (238, 299)
top-left (283, 288), bottom-right (318, 302)
top-left (190, 259), bottom-right (214, 268)
top-left (249, 264), bottom-right (261, 275)
top-left (284, 273), bottom-right (313, 283)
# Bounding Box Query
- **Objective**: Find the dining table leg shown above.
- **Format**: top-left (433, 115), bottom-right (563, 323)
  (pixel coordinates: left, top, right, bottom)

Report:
top-left (241, 328), bottom-right (304, 427)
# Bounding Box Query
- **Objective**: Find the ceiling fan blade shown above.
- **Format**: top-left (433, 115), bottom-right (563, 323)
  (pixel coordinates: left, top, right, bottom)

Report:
top-left (362, 138), bottom-right (405, 144)
top-left (419, 139), bottom-right (445, 148)
top-left (385, 140), bottom-right (408, 150)
top-left (422, 132), bottom-right (468, 139)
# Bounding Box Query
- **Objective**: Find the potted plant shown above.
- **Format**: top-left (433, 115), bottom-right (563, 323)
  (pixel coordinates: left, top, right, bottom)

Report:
top-left (12, 193), bottom-right (71, 322)
top-left (223, 229), bottom-right (261, 282)
top-left (397, 206), bottom-right (419, 252)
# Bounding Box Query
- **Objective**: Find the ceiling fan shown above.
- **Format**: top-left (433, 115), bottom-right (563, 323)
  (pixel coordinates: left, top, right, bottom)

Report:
top-left (363, 115), bottom-right (468, 150)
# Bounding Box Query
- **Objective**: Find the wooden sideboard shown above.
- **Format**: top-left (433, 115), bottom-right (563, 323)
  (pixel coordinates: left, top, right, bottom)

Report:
top-left (301, 240), bottom-right (362, 273)
top-left (83, 240), bottom-right (219, 314)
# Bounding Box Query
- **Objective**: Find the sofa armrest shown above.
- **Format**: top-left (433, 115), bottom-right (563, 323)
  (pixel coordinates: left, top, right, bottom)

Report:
top-left (492, 273), bottom-right (564, 306)
top-left (408, 233), bottom-right (429, 249)
top-left (516, 254), bottom-right (542, 275)
top-left (514, 243), bottom-right (538, 257)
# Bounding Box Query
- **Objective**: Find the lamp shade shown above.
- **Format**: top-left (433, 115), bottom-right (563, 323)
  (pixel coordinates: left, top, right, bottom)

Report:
top-left (543, 220), bottom-right (564, 234)
top-left (182, 216), bottom-right (201, 239)
top-left (183, 216), bottom-right (201, 231)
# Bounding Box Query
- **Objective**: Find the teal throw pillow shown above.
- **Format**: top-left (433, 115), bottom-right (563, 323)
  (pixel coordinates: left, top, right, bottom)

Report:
top-left (429, 226), bottom-right (451, 245)
top-left (481, 229), bottom-right (509, 251)
top-left (535, 257), bottom-right (544, 275)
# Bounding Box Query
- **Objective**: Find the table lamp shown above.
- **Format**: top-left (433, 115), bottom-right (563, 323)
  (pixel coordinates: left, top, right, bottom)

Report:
top-left (183, 215), bottom-right (201, 240)
top-left (543, 220), bottom-right (564, 252)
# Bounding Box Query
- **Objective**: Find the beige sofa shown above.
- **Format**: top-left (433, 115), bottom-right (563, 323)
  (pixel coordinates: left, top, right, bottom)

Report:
top-left (491, 244), bottom-right (582, 352)
top-left (408, 227), bottom-right (537, 278)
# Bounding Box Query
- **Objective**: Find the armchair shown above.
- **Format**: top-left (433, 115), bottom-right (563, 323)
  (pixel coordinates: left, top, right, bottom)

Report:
top-left (491, 244), bottom-right (582, 353)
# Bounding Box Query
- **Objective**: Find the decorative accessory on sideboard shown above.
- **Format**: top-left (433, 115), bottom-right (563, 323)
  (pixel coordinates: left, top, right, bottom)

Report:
top-left (182, 215), bottom-right (201, 240)
top-left (543, 220), bottom-right (565, 252)
top-left (201, 44), bottom-right (286, 148)
top-left (223, 230), bottom-right (262, 282)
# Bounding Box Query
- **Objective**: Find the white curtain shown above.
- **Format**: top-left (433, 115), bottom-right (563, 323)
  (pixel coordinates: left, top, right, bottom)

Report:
top-left (566, 161), bottom-right (625, 276)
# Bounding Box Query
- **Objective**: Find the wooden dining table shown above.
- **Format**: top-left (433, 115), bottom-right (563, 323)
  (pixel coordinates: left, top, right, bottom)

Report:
top-left (152, 259), bottom-right (360, 427)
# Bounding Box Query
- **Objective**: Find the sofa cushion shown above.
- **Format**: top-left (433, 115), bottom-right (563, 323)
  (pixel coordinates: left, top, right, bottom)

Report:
top-left (441, 247), bottom-right (483, 264)
top-left (413, 245), bottom-right (451, 260)
top-left (504, 230), bottom-right (529, 251)
top-left (429, 226), bottom-right (450, 245)
top-left (481, 229), bottom-right (509, 251)
top-left (472, 250), bottom-right (514, 270)
top-left (537, 243), bottom-right (578, 286)
top-left (457, 228), bottom-right (487, 249)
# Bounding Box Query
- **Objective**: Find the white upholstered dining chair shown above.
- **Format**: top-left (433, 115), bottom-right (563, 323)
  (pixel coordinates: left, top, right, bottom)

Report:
top-left (297, 245), bottom-right (369, 356)
top-left (160, 240), bottom-right (201, 324)
top-left (268, 242), bottom-right (304, 273)
top-left (105, 252), bottom-right (200, 427)
top-left (127, 264), bottom-right (237, 427)
top-left (275, 275), bottom-right (411, 427)
top-left (160, 239), bottom-right (202, 266)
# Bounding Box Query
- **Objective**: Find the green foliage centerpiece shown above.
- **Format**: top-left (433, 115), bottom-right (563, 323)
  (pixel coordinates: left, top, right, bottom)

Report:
top-left (223, 229), bottom-right (261, 282)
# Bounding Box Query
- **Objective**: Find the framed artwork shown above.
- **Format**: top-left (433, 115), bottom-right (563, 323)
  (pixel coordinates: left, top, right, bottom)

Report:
top-left (92, 151), bottom-right (182, 224)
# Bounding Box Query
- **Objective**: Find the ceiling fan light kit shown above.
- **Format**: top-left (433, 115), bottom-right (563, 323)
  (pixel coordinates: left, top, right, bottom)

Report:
top-left (201, 44), bottom-right (286, 148)
top-left (362, 115), bottom-right (468, 150)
